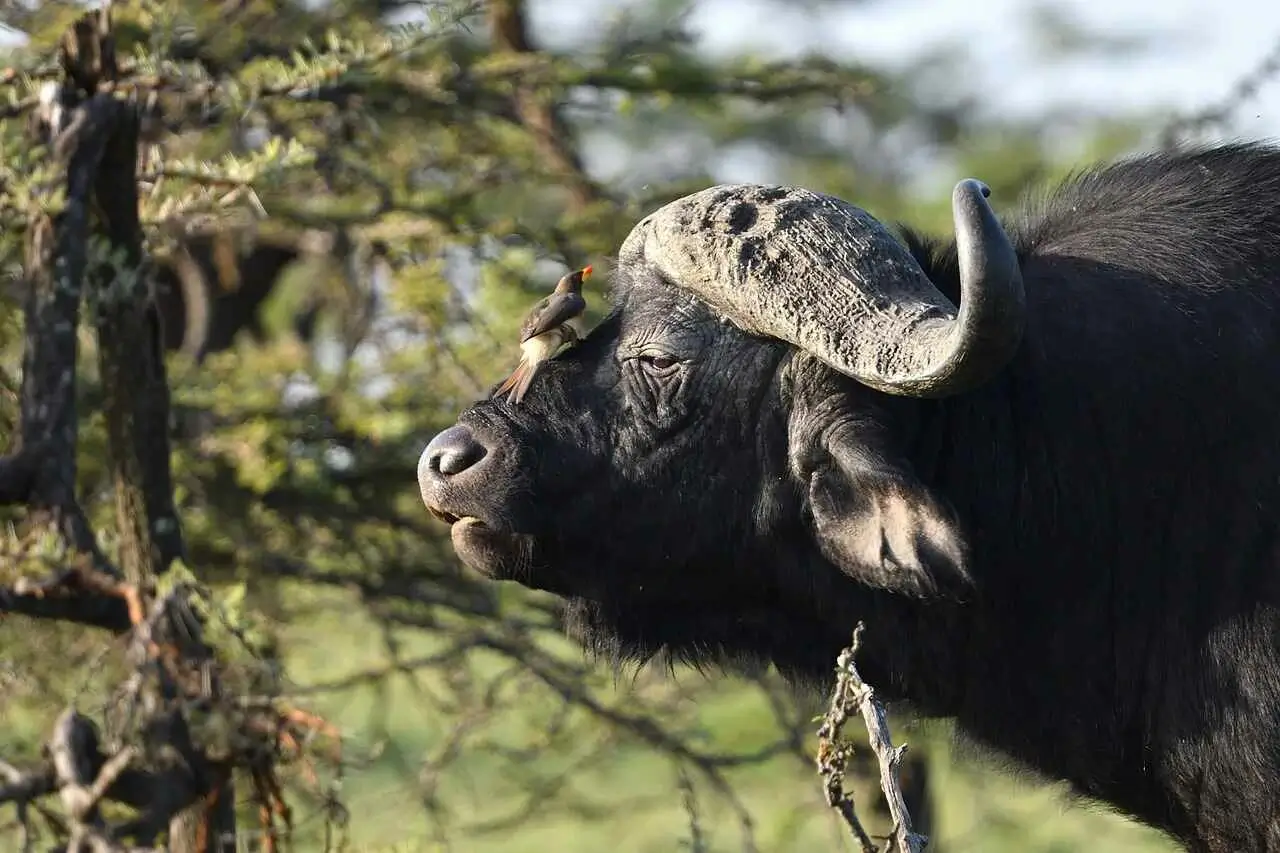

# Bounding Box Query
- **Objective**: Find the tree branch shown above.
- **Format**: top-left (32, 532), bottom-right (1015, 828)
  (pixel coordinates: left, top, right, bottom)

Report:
top-left (487, 0), bottom-right (608, 218)
top-left (11, 90), bottom-right (122, 577)
top-left (817, 623), bottom-right (929, 853)
top-left (0, 705), bottom-right (222, 851)
top-left (0, 555), bottom-right (144, 630)
top-left (0, 581), bottom-right (327, 852)
top-left (89, 90), bottom-right (186, 582)
top-left (0, 583), bottom-right (132, 631)
top-left (79, 10), bottom-right (231, 848)
top-left (0, 757), bottom-right (55, 853)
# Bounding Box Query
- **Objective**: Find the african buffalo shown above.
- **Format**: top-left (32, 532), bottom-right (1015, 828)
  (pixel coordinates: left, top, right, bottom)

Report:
top-left (418, 142), bottom-right (1280, 852)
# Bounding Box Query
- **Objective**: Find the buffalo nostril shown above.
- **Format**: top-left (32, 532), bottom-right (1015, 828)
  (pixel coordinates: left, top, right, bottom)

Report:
top-left (421, 424), bottom-right (488, 479)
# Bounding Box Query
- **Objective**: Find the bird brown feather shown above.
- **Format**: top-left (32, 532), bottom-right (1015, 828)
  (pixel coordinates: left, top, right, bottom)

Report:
top-left (519, 291), bottom-right (586, 343)
top-left (494, 356), bottom-right (538, 404)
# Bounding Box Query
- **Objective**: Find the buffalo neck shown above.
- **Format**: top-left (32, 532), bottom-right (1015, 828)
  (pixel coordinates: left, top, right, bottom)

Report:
top-left (885, 352), bottom-right (1279, 825)
top-left (866, 374), bottom-right (1147, 805)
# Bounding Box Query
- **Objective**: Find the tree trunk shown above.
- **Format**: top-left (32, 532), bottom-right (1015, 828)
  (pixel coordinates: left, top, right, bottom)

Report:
top-left (75, 9), bottom-right (238, 850)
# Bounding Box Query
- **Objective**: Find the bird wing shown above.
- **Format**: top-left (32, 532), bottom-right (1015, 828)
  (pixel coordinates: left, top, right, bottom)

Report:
top-left (519, 291), bottom-right (586, 343)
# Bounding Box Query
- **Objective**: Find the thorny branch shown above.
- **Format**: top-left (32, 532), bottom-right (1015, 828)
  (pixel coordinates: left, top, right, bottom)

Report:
top-left (817, 623), bottom-right (928, 853)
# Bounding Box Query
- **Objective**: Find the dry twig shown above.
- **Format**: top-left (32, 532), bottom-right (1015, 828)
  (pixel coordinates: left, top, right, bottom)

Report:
top-left (816, 623), bottom-right (928, 853)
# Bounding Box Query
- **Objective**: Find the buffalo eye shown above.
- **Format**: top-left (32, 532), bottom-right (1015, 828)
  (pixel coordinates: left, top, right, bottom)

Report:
top-left (636, 354), bottom-right (681, 374)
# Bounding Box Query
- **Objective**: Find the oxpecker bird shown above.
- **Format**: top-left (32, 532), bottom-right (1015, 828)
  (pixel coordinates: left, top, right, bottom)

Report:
top-left (494, 265), bottom-right (592, 405)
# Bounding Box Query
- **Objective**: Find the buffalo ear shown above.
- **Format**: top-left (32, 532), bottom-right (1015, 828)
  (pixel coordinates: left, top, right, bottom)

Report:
top-left (798, 420), bottom-right (973, 601)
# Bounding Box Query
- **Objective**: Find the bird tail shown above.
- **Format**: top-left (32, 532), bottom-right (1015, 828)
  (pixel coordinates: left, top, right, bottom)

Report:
top-left (493, 358), bottom-right (540, 405)
top-left (493, 361), bottom-right (523, 398)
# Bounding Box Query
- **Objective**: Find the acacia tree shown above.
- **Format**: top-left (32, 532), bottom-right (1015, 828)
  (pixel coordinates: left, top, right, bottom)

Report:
top-left (1, 1), bottom-right (1267, 851)
top-left (0, 2), bottom-right (935, 850)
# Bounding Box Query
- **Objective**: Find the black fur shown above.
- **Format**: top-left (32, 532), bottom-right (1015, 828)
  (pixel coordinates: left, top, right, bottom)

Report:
top-left (419, 142), bottom-right (1280, 852)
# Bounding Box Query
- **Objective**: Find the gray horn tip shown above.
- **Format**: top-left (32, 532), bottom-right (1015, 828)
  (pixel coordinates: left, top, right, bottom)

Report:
top-left (955, 178), bottom-right (992, 200)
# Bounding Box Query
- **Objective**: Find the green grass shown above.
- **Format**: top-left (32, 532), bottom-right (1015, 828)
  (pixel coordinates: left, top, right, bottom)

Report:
top-left (0, 585), bottom-right (1182, 852)
top-left (270, 589), bottom-right (1182, 853)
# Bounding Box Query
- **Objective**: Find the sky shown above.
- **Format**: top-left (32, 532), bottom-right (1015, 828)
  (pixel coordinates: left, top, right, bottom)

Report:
top-left (528, 0), bottom-right (1280, 144)
top-left (654, 0), bottom-right (1269, 127)
top-left (528, 0), bottom-right (1280, 187)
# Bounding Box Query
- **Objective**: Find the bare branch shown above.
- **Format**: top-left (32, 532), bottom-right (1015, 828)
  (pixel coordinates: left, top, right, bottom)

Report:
top-left (817, 623), bottom-right (929, 853)
top-left (0, 759), bottom-right (57, 805)
top-left (0, 582), bottom-right (133, 632)
top-left (0, 758), bottom-right (53, 853)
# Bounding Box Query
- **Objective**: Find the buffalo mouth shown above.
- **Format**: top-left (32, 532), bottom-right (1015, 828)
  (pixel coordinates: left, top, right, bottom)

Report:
top-left (426, 509), bottom-right (507, 578)
top-left (426, 505), bottom-right (466, 526)
top-left (423, 505), bottom-right (566, 591)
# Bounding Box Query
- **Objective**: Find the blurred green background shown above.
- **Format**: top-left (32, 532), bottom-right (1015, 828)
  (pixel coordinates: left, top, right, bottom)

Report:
top-left (1, 0), bottom-right (1275, 850)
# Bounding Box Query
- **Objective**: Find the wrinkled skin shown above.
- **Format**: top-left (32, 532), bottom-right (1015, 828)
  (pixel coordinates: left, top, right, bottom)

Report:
top-left (420, 143), bottom-right (1280, 853)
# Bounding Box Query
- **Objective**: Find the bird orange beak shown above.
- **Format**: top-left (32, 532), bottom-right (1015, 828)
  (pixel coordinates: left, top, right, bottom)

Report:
top-left (582, 265), bottom-right (593, 280)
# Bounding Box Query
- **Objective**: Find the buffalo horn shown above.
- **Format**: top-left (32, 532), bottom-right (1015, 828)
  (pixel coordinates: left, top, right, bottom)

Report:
top-left (617, 179), bottom-right (1026, 397)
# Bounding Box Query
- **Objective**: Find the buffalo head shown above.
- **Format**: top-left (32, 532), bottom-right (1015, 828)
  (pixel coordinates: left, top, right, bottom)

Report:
top-left (417, 179), bottom-right (1025, 678)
